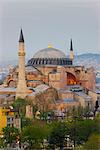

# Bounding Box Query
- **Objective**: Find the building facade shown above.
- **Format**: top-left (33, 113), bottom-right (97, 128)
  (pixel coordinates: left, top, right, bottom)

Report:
top-left (0, 29), bottom-right (98, 112)
top-left (0, 107), bottom-right (21, 136)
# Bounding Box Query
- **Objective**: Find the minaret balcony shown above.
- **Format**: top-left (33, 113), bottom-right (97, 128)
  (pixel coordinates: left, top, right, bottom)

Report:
top-left (18, 52), bottom-right (25, 56)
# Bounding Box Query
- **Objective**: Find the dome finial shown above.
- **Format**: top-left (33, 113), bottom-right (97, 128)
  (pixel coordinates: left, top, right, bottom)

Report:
top-left (48, 43), bottom-right (53, 48)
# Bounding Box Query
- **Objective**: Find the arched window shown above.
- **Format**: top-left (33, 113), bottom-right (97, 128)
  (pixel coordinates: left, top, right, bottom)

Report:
top-left (67, 72), bottom-right (77, 85)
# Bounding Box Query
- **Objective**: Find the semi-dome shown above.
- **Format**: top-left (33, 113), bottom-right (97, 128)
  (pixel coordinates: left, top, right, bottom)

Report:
top-left (33, 47), bottom-right (66, 58)
top-left (27, 46), bottom-right (72, 66)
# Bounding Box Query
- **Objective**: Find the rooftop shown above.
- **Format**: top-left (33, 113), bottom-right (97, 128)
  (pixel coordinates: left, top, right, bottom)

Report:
top-left (28, 84), bottom-right (49, 96)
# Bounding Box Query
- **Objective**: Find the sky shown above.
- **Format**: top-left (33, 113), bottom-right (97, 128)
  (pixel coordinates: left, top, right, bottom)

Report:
top-left (0, 0), bottom-right (100, 61)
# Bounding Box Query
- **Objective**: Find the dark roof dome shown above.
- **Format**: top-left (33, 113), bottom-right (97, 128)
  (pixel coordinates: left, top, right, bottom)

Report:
top-left (33, 47), bottom-right (66, 58)
top-left (27, 46), bottom-right (72, 66)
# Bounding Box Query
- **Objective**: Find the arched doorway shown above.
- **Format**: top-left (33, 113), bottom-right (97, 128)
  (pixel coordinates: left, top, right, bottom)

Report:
top-left (67, 72), bottom-right (77, 85)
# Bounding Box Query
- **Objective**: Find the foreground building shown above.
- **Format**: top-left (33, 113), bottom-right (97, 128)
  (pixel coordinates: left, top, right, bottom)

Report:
top-left (0, 106), bottom-right (21, 136)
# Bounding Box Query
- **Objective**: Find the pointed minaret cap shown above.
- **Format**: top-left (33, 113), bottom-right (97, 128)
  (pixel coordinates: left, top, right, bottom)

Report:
top-left (19, 29), bottom-right (24, 43)
top-left (70, 39), bottom-right (73, 51)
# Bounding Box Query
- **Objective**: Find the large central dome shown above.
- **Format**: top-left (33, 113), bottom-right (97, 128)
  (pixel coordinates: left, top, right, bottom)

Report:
top-left (33, 47), bottom-right (66, 58)
top-left (27, 46), bottom-right (72, 66)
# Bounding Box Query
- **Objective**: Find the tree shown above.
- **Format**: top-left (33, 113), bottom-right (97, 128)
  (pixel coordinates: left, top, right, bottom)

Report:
top-left (40, 111), bottom-right (49, 121)
top-left (21, 121), bottom-right (50, 149)
top-left (21, 117), bottom-right (33, 128)
top-left (93, 112), bottom-right (100, 133)
top-left (0, 138), bottom-right (4, 148)
top-left (67, 118), bottom-right (99, 146)
top-left (69, 106), bottom-right (84, 120)
top-left (3, 126), bottom-right (20, 147)
top-left (13, 97), bottom-right (27, 117)
top-left (48, 122), bottom-right (68, 150)
top-left (83, 134), bottom-right (100, 150)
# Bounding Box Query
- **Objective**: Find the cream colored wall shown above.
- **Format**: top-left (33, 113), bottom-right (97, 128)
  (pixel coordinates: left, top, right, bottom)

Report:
top-left (78, 67), bottom-right (95, 90)
top-left (56, 101), bottom-right (80, 111)
top-left (88, 91), bottom-right (99, 106)
top-left (59, 66), bottom-right (67, 89)
top-left (25, 105), bottom-right (33, 118)
top-left (49, 80), bottom-right (60, 90)
top-left (49, 66), bottom-right (67, 90)
top-left (49, 73), bottom-right (61, 81)
top-left (38, 66), bottom-right (56, 76)
top-left (58, 91), bottom-right (74, 100)
top-left (74, 93), bottom-right (86, 107)
top-left (84, 69), bottom-right (94, 90)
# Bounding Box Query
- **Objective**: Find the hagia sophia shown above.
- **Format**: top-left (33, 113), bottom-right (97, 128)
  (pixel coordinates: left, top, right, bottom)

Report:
top-left (0, 29), bottom-right (100, 113)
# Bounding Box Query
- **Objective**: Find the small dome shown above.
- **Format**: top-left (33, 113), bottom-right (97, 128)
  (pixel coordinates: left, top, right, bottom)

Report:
top-left (33, 47), bottom-right (66, 58)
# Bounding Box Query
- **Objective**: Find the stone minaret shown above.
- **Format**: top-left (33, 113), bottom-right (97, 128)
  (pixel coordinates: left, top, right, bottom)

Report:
top-left (16, 29), bottom-right (27, 99)
top-left (69, 39), bottom-right (74, 60)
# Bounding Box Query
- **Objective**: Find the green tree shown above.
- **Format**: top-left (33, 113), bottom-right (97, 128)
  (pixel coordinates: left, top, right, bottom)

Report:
top-left (21, 117), bottom-right (33, 128)
top-left (21, 121), bottom-right (50, 149)
top-left (48, 122), bottom-right (68, 150)
top-left (93, 112), bottom-right (100, 133)
top-left (13, 98), bottom-right (39, 119)
top-left (13, 97), bottom-right (27, 117)
top-left (83, 134), bottom-right (100, 150)
top-left (67, 118), bottom-right (99, 146)
top-left (69, 106), bottom-right (84, 120)
top-left (3, 126), bottom-right (20, 146)
top-left (0, 138), bottom-right (4, 148)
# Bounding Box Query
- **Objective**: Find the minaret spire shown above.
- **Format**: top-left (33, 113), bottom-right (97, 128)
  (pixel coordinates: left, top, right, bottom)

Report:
top-left (19, 29), bottom-right (24, 43)
top-left (16, 29), bottom-right (27, 99)
top-left (70, 39), bottom-right (73, 51)
top-left (69, 38), bottom-right (74, 60)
